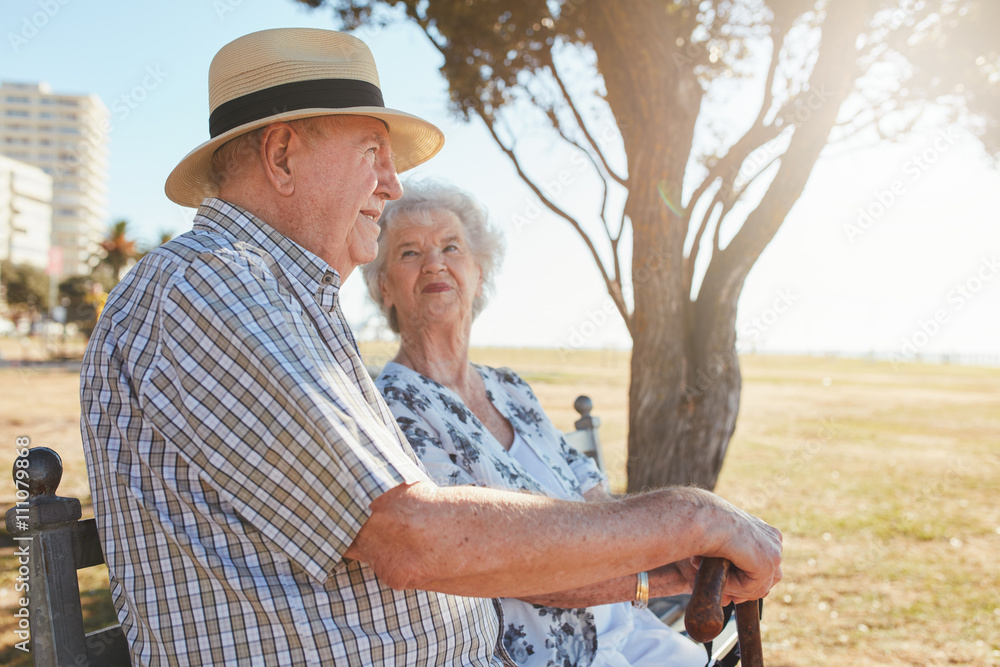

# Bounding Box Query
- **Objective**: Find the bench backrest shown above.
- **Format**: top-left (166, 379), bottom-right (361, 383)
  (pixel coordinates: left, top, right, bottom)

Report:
top-left (6, 447), bottom-right (131, 667)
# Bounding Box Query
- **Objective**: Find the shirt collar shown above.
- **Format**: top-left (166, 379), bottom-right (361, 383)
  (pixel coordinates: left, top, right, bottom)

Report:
top-left (192, 197), bottom-right (342, 311)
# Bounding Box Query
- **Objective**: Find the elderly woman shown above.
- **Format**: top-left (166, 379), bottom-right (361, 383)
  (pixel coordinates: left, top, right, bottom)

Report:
top-left (364, 181), bottom-right (706, 667)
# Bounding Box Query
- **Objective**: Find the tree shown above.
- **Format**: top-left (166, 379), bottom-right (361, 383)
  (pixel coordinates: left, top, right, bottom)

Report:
top-left (99, 218), bottom-right (139, 283)
top-left (58, 275), bottom-right (102, 336)
top-left (137, 230), bottom-right (176, 260)
top-left (1, 260), bottom-right (49, 322)
top-left (294, 0), bottom-right (999, 491)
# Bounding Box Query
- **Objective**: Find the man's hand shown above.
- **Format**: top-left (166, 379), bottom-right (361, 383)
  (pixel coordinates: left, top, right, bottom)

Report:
top-left (697, 495), bottom-right (783, 604)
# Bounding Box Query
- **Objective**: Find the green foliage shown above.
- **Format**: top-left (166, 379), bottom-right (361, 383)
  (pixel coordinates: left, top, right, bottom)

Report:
top-left (58, 275), bottom-right (99, 328)
top-left (0, 260), bottom-right (49, 315)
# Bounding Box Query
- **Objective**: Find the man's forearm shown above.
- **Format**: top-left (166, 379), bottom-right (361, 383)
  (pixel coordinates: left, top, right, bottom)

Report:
top-left (345, 480), bottom-right (779, 601)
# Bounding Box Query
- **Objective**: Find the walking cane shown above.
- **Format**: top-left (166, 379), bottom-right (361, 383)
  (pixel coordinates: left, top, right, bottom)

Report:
top-left (684, 558), bottom-right (765, 667)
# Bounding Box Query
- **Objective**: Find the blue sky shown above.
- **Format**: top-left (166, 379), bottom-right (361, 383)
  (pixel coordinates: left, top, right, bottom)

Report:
top-left (4, 0), bottom-right (999, 359)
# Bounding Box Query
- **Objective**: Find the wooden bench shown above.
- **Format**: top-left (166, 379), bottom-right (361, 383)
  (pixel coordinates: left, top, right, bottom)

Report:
top-left (8, 397), bottom-right (739, 666)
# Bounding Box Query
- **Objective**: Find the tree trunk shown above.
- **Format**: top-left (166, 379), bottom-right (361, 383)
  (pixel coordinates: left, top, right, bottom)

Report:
top-left (578, 2), bottom-right (734, 490)
top-left (626, 176), bottom-right (744, 491)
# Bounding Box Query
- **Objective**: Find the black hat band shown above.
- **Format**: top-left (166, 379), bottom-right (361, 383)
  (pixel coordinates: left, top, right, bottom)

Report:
top-left (208, 78), bottom-right (385, 138)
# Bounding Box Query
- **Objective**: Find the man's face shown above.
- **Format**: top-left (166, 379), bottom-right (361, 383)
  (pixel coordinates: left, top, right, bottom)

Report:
top-left (291, 116), bottom-right (403, 279)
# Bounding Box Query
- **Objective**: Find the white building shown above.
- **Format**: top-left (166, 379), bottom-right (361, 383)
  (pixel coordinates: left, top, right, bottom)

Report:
top-left (0, 81), bottom-right (109, 277)
top-left (0, 154), bottom-right (53, 269)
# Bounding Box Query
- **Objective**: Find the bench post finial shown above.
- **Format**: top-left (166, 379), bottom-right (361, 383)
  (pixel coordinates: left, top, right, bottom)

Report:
top-left (6, 446), bottom-right (89, 665)
top-left (573, 395), bottom-right (600, 431)
top-left (569, 396), bottom-right (605, 472)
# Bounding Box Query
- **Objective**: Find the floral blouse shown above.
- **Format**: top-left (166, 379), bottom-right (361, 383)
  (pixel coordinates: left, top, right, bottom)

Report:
top-left (376, 362), bottom-right (608, 666)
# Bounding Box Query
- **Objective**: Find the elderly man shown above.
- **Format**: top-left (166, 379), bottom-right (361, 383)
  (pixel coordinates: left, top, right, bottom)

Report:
top-left (81, 28), bottom-right (781, 665)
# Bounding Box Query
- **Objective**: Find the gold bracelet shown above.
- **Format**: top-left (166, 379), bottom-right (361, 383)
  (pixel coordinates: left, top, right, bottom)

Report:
top-left (632, 571), bottom-right (649, 610)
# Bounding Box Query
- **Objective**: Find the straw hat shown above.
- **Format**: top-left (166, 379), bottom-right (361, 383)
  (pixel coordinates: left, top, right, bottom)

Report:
top-left (165, 28), bottom-right (445, 207)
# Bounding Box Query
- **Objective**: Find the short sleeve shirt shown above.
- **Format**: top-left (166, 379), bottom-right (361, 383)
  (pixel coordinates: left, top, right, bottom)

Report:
top-left (80, 199), bottom-right (510, 666)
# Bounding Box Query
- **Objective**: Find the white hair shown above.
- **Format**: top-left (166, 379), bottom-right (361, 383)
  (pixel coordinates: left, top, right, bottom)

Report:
top-left (362, 180), bottom-right (505, 333)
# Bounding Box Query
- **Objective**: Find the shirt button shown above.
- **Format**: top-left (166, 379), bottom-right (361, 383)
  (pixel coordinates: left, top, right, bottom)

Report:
top-left (321, 272), bottom-right (335, 285)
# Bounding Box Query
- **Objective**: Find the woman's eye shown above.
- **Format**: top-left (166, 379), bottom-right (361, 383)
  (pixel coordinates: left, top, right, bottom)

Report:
top-left (444, 244), bottom-right (459, 252)
top-left (401, 249), bottom-right (417, 258)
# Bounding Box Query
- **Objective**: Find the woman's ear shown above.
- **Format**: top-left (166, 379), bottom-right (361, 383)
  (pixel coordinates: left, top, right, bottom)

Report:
top-left (379, 274), bottom-right (394, 310)
top-left (475, 266), bottom-right (484, 298)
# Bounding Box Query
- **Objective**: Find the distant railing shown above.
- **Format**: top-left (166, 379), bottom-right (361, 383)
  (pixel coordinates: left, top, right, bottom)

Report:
top-left (738, 349), bottom-right (1000, 368)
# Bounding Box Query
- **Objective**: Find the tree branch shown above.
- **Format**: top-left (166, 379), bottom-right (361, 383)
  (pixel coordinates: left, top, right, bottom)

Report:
top-left (684, 198), bottom-right (721, 298)
top-left (548, 110), bottom-right (615, 245)
top-left (714, 0), bottom-right (870, 289)
top-left (479, 110), bottom-right (632, 335)
top-left (546, 51), bottom-right (627, 186)
top-left (681, 9), bottom-right (795, 227)
top-left (753, 17), bottom-right (788, 131)
top-left (713, 202), bottom-right (732, 255)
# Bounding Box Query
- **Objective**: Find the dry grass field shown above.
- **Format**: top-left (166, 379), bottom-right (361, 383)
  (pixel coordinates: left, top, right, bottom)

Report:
top-left (0, 339), bottom-right (998, 665)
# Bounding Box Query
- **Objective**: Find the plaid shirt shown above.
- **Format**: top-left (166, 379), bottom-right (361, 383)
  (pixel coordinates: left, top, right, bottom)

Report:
top-left (81, 199), bottom-right (511, 666)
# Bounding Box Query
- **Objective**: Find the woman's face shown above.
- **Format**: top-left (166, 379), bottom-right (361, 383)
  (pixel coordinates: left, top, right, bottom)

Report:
top-left (379, 208), bottom-right (483, 334)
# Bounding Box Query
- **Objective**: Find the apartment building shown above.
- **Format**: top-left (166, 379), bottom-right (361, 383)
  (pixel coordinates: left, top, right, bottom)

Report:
top-left (0, 154), bottom-right (53, 269)
top-left (0, 81), bottom-right (109, 277)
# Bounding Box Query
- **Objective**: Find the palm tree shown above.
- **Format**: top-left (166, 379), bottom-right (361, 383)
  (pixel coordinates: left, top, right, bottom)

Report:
top-left (136, 229), bottom-right (176, 261)
top-left (99, 219), bottom-right (138, 283)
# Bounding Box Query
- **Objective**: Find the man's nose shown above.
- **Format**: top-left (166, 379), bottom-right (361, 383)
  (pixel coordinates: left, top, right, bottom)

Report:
top-left (377, 157), bottom-right (403, 201)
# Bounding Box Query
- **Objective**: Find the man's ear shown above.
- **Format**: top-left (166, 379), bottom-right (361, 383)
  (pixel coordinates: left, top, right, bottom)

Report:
top-left (259, 123), bottom-right (297, 196)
